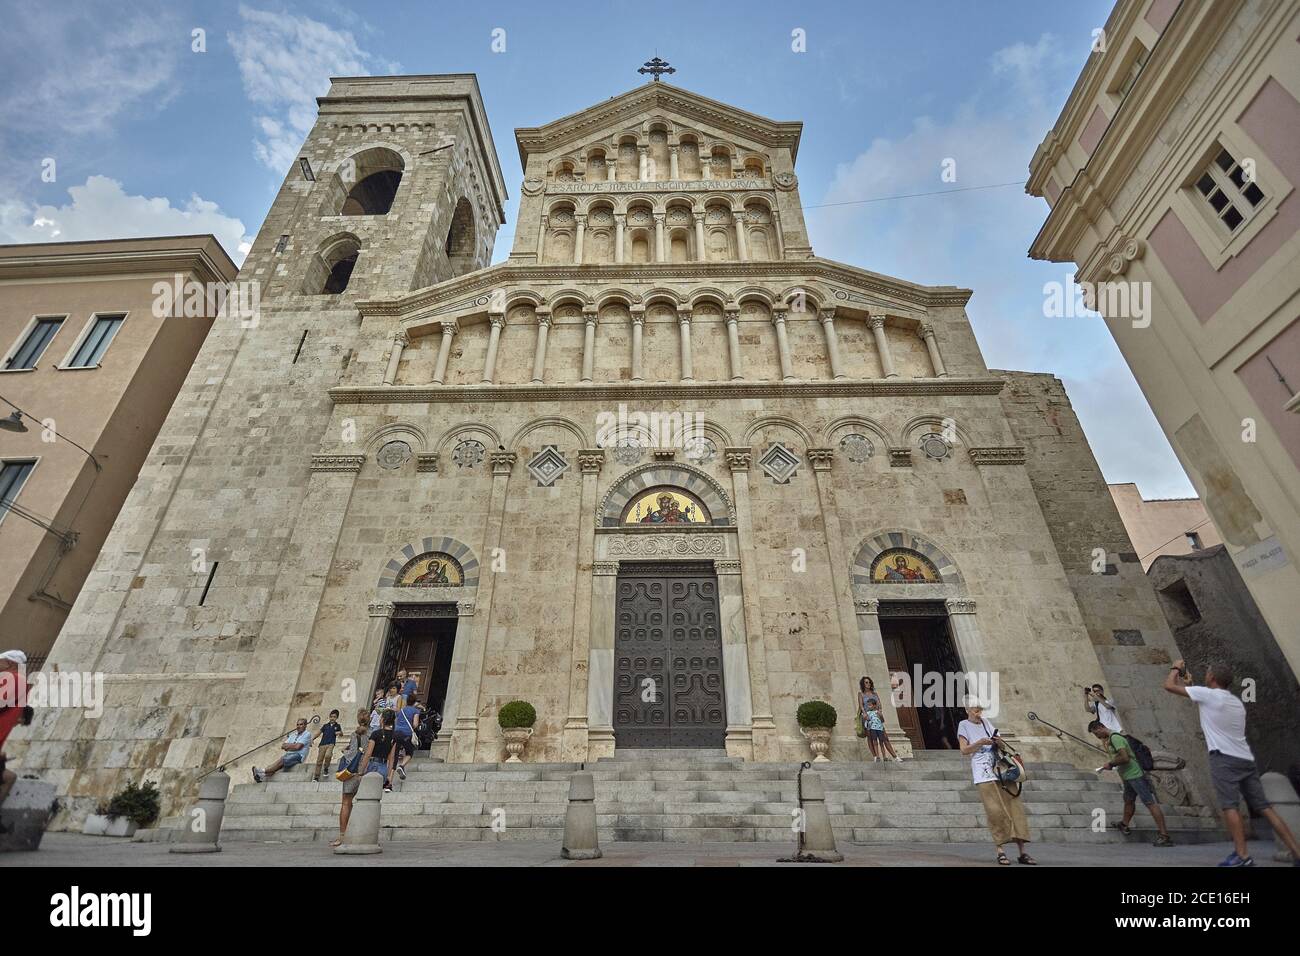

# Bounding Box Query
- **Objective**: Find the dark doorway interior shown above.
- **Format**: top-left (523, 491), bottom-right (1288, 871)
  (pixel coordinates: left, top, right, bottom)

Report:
top-left (379, 613), bottom-right (457, 748)
top-left (879, 604), bottom-right (965, 751)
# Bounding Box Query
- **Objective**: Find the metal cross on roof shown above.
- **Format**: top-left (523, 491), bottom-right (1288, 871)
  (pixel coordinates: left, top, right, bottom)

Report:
top-left (638, 57), bottom-right (676, 82)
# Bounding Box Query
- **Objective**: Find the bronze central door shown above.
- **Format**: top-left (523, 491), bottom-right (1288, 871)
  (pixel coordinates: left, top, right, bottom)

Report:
top-left (614, 562), bottom-right (725, 748)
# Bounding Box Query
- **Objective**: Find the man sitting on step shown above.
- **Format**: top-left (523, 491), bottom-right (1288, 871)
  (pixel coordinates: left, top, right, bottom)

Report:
top-left (253, 718), bottom-right (313, 783)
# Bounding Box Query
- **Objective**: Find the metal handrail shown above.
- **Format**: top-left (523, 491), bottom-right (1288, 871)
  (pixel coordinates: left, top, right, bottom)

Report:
top-left (198, 714), bottom-right (321, 780)
top-left (1026, 711), bottom-right (1106, 755)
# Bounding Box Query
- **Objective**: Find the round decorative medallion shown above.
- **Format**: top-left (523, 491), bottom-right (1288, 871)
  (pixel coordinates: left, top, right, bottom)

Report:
top-left (918, 432), bottom-right (952, 461)
top-left (376, 440), bottom-right (412, 471)
top-left (611, 439), bottom-right (644, 466)
top-left (839, 433), bottom-right (874, 463)
top-left (774, 171), bottom-right (798, 191)
top-left (452, 439), bottom-right (486, 469)
top-left (683, 436), bottom-right (717, 465)
top-left (522, 177), bottom-right (545, 195)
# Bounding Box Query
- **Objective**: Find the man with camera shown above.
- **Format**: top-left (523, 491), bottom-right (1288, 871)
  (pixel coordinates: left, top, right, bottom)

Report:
top-left (1084, 683), bottom-right (1122, 733)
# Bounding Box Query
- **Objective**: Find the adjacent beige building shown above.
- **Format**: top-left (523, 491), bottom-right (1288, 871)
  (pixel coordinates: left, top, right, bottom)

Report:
top-left (1028, 0), bottom-right (1300, 673)
top-left (1108, 482), bottom-right (1222, 569)
top-left (0, 236), bottom-right (237, 667)
top-left (13, 75), bottom-right (1212, 822)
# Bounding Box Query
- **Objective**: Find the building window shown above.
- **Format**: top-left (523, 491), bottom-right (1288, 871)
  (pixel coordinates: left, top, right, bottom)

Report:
top-left (1185, 531), bottom-right (1202, 550)
top-left (1194, 147), bottom-right (1266, 235)
top-left (5, 317), bottom-right (64, 370)
top-left (1156, 577), bottom-right (1201, 629)
top-left (65, 313), bottom-right (125, 368)
top-left (1114, 43), bottom-right (1150, 100)
top-left (0, 459), bottom-right (36, 525)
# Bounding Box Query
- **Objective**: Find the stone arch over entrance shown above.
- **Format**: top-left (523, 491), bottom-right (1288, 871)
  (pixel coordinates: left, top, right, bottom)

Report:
top-left (378, 536), bottom-right (480, 589)
top-left (850, 528), bottom-right (964, 589)
top-left (598, 462), bottom-right (736, 526)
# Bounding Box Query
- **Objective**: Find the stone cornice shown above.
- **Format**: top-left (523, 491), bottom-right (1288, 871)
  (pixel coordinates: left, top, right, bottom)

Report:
top-left (0, 238), bottom-right (238, 284)
top-left (356, 257), bottom-right (971, 322)
top-left (310, 454), bottom-right (366, 473)
top-left (967, 446), bottom-right (1028, 466)
top-left (328, 377), bottom-right (1006, 406)
top-left (513, 82), bottom-right (804, 167)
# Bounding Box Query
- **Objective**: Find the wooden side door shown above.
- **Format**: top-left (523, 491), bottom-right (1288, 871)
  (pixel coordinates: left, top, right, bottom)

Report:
top-left (883, 634), bottom-right (925, 750)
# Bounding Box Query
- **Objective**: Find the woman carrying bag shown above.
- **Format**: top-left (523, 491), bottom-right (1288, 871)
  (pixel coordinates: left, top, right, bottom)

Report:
top-left (331, 710), bottom-right (370, 848)
top-left (958, 699), bottom-right (1035, 866)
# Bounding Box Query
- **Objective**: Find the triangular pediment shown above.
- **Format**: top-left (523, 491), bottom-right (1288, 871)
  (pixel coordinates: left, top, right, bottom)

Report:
top-left (514, 82), bottom-right (802, 167)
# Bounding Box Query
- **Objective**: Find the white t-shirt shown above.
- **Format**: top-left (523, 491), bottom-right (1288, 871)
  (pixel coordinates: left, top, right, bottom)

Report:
top-left (1089, 697), bottom-right (1123, 732)
top-left (957, 718), bottom-right (998, 784)
top-left (1186, 685), bottom-right (1254, 761)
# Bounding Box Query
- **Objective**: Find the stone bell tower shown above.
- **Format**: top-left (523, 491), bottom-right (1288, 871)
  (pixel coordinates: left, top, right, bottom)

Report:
top-left (20, 75), bottom-right (506, 818)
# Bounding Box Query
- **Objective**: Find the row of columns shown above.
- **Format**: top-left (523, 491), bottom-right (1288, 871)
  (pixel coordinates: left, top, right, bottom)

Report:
top-left (537, 208), bottom-right (781, 265)
top-left (591, 145), bottom-right (749, 183)
top-left (381, 310), bottom-right (950, 387)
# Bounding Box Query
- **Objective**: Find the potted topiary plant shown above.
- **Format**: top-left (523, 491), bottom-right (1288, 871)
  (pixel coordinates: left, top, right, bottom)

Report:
top-left (82, 781), bottom-right (161, 838)
top-left (796, 701), bottom-right (838, 763)
top-left (498, 700), bottom-right (537, 763)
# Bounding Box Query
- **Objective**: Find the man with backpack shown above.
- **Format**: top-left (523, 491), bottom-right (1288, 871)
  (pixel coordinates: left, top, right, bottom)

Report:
top-left (1089, 720), bottom-right (1172, 847)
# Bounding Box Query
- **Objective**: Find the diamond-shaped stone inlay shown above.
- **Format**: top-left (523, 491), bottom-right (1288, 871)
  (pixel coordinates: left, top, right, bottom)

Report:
top-left (758, 442), bottom-right (800, 484)
top-left (452, 439), bottom-right (485, 469)
top-left (527, 445), bottom-right (570, 487)
top-left (839, 433), bottom-right (874, 463)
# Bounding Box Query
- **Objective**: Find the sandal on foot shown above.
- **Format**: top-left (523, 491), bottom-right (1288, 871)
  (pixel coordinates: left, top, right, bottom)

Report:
top-left (1018, 854), bottom-right (1037, 865)
top-left (996, 851), bottom-right (1011, 865)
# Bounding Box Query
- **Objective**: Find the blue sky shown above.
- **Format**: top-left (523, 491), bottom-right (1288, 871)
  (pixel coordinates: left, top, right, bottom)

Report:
top-left (0, 0), bottom-right (1194, 497)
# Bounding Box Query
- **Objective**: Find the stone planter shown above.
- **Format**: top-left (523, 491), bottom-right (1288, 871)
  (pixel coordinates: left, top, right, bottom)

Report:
top-left (502, 727), bottom-right (533, 763)
top-left (800, 726), bottom-right (833, 763)
top-left (82, 813), bottom-right (139, 838)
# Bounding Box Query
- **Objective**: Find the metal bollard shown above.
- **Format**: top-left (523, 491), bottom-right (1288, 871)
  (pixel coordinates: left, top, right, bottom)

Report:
top-left (561, 770), bottom-right (602, 860)
top-left (170, 771), bottom-right (230, 854)
top-left (334, 772), bottom-right (383, 855)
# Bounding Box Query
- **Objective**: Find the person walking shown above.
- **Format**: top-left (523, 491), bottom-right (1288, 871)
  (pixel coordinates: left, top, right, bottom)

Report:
top-left (1089, 720), bottom-right (1172, 846)
top-left (360, 709), bottom-right (398, 793)
top-left (393, 694), bottom-right (421, 779)
top-left (958, 700), bottom-right (1034, 866)
top-left (331, 709), bottom-right (370, 848)
top-left (1164, 659), bottom-right (1300, 867)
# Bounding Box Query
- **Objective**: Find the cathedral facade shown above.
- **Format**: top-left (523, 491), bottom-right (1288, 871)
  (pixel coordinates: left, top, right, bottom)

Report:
top-left (19, 74), bottom-right (1208, 818)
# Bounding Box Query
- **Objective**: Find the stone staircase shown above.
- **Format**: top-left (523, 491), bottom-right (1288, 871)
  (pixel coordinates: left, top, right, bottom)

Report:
top-left (219, 749), bottom-right (1221, 846)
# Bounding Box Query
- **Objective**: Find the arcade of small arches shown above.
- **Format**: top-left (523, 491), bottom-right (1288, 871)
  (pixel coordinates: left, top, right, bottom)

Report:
top-left (539, 194), bottom-right (780, 265)
top-left (548, 122), bottom-right (769, 185)
top-left (380, 288), bottom-right (950, 388)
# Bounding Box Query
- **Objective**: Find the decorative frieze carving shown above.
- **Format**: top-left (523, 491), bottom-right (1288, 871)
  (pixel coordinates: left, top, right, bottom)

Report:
top-left (310, 454), bottom-right (365, 473)
top-left (967, 447), bottom-right (1028, 466)
top-left (416, 453), bottom-right (439, 473)
top-left (724, 447), bottom-right (752, 471)
top-left (945, 599), bottom-right (978, 615)
top-left (592, 561), bottom-right (620, 576)
top-left (714, 559), bottom-right (742, 574)
top-left (606, 534), bottom-right (726, 557)
top-left (577, 448), bottom-right (605, 474)
top-left (490, 450), bottom-right (517, 475)
top-left (853, 599), bottom-right (880, 615)
top-left (889, 448), bottom-right (913, 468)
top-left (806, 447), bottom-right (834, 471)
top-left (547, 178), bottom-right (768, 194)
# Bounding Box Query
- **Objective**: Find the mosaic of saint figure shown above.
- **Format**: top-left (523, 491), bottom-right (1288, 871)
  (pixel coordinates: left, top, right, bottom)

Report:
top-left (640, 492), bottom-right (694, 523)
top-left (869, 548), bottom-right (940, 584)
top-left (412, 559), bottom-right (451, 585)
top-left (883, 554), bottom-right (925, 582)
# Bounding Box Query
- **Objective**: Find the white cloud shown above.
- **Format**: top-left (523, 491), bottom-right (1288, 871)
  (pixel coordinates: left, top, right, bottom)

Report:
top-left (228, 5), bottom-right (392, 172)
top-left (0, 6), bottom-right (182, 134)
top-left (0, 175), bottom-right (250, 265)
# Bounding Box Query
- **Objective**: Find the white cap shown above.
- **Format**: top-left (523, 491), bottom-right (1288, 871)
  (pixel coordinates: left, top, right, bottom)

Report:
top-left (0, 649), bottom-right (27, 666)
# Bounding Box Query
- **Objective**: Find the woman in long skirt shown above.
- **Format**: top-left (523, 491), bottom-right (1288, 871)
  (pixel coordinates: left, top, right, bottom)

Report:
top-left (957, 701), bottom-right (1035, 865)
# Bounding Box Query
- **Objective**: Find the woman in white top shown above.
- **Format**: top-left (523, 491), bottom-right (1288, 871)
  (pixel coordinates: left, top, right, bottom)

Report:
top-left (957, 701), bottom-right (1034, 866)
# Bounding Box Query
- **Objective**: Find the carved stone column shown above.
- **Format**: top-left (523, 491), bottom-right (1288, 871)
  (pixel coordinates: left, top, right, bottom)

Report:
top-left (716, 559), bottom-right (755, 759)
top-left (693, 212), bottom-right (706, 262)
top-left (819, 308), bottom-right (845, 380)
top-left (629, 309), bottom-right (645, 382)
top-left (563, 448), bottom-right (605, 761)
top-left (438, 601), bottom-right (475, 741)
top-left (614, 213), bottom-right (625, 264)
top-left (919, 323), bottom-right (948, 377)
top-left (535, 214), bottom-right (548, 261)
top-left (431, 319), bottom-right (457, 385)
top-left (580, 308), bottom-right (597, 383)
top-left (807, 447), bottom-right (872, 756)
top-left (573, 214), bottom-right (586, 265)
top-left (945, 599), bottom-right (991, 678)
top-left (638, 145), bottom-right (648, 181)
top-left (724, 447), bottom-right (777, 758)
top-left (725, 308), bottom-right (744, 380)
top-left (382, 331), bottom-right (408, 386)
top-left (586, 559), bottom-right (621, 758)
top-left (481, 313), bottom-right (505, 384)
top-left (449, 450), bottom-right (516, 762)
top-left (531, 311), bottom-right (552, 384)
top-left (654, 213), bottom-right (666, 263)
top-left (677, 306), bottom-right (694, 382)
top-left (772, 308), bottom-right (794, 381)
top-left (733, 208), bottom-right (749, 262)
top-left (870, 315), bottom-right (898, 379)
top-left (606, 161), bottom-right (616, 182)
top-left (668, 145), bottom-right (680, 179)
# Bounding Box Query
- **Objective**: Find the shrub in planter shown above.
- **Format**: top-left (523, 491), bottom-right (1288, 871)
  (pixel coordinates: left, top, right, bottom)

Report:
top-left (497, 700), bottom-right (537, 729)
top-left (796, 701), bottom-right (837, 729)
top-left (103, 781), bottom-right (162, 829)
